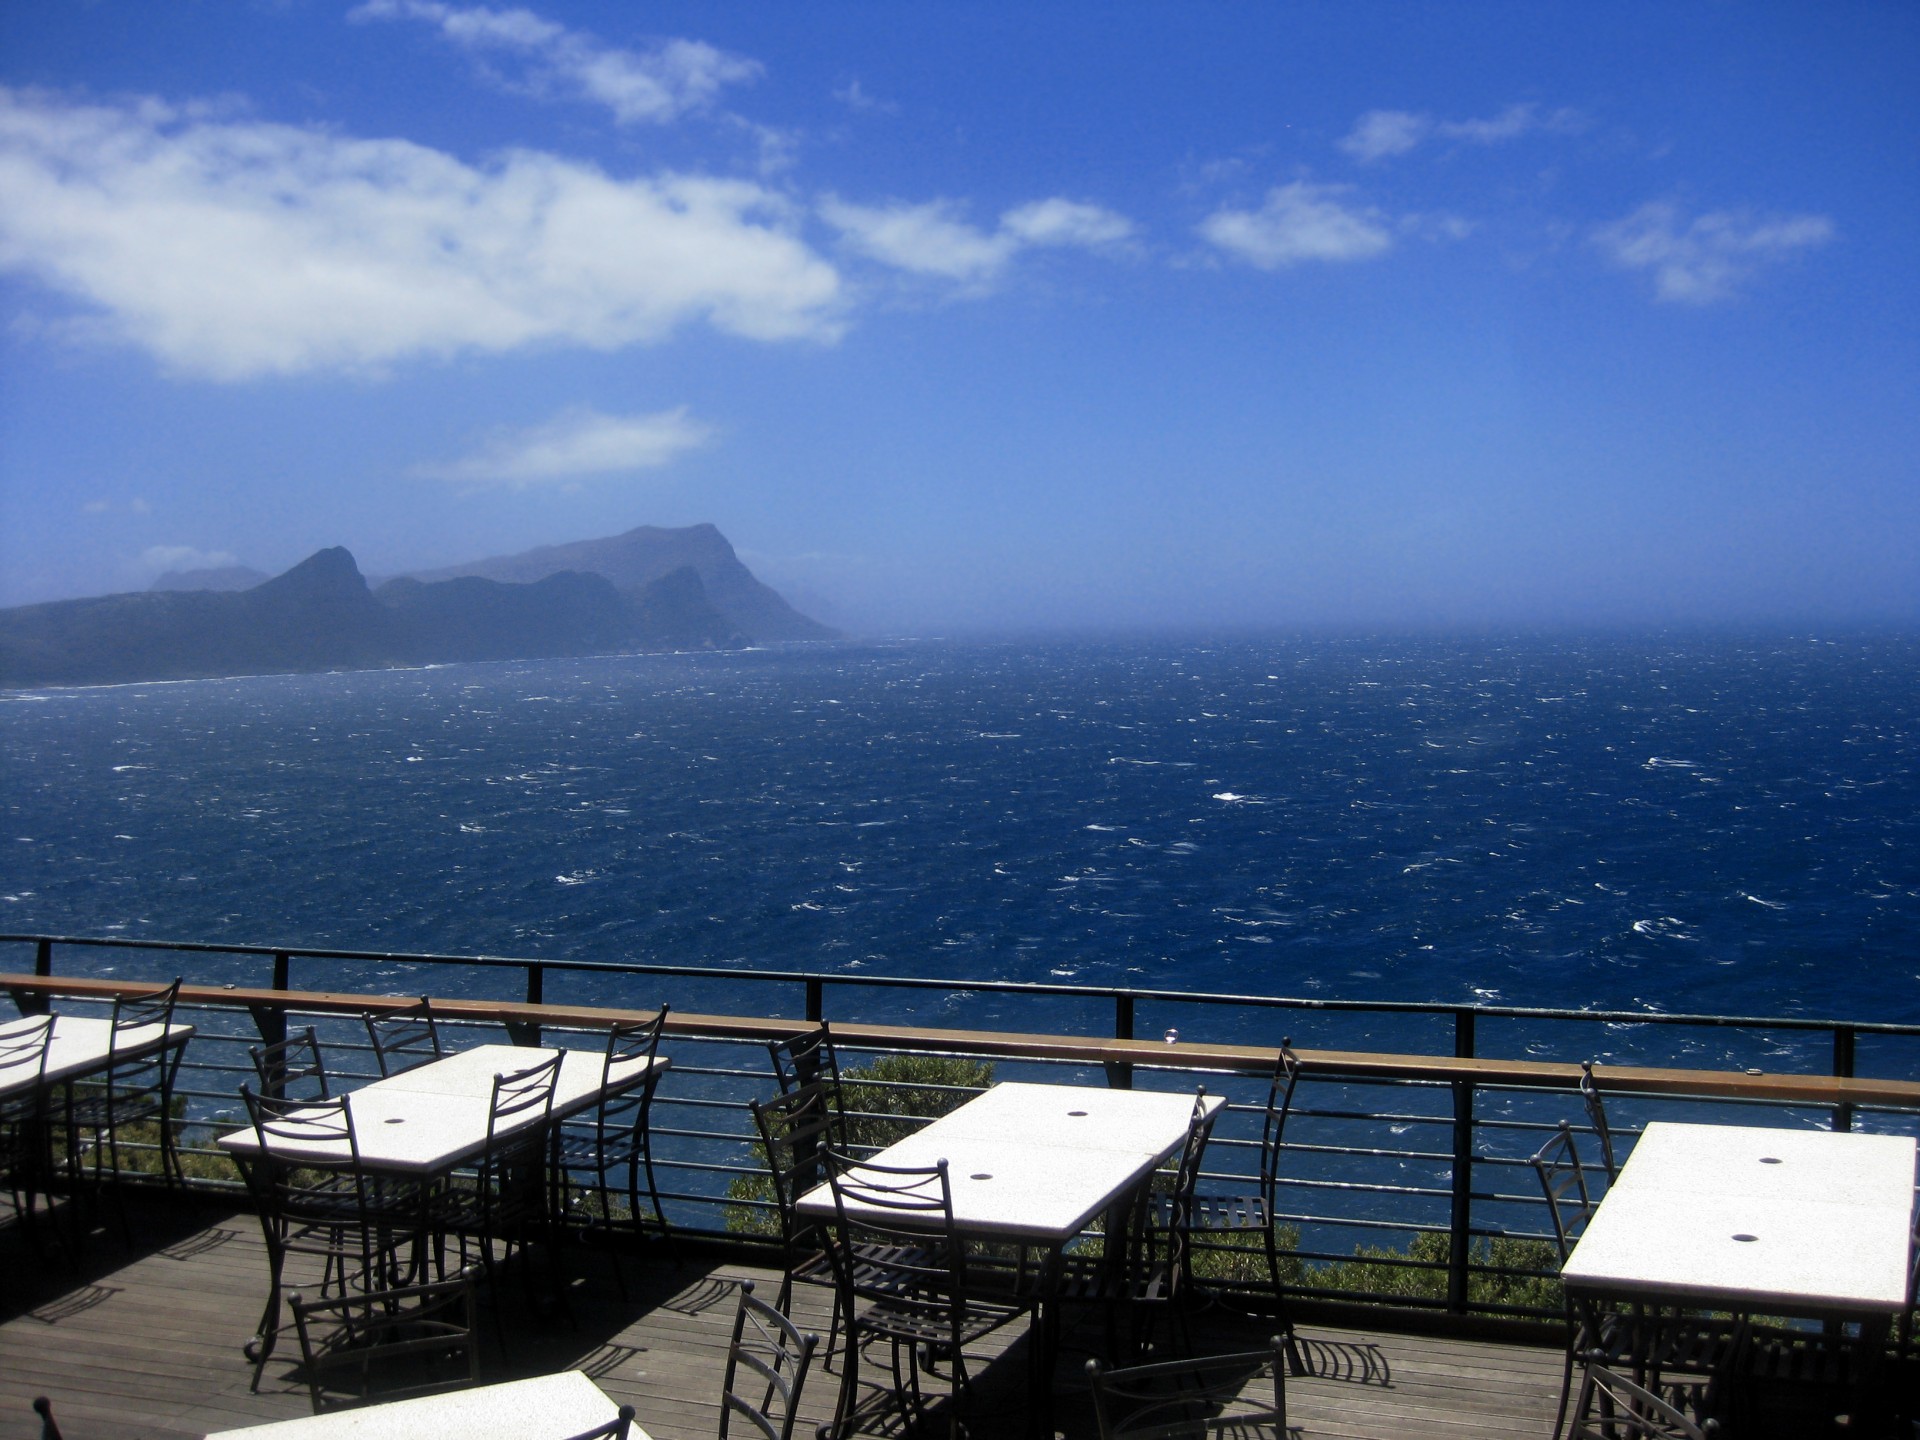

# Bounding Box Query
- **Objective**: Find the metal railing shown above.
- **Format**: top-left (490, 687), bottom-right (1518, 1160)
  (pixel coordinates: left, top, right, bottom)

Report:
top-left (8, 931), bottom-right (1919, 1326)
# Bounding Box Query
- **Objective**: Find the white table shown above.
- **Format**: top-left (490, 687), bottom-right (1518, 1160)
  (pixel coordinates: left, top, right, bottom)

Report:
top-left (203, 1369), bottom-right (644, 1440)
top-left (218, 1042), bottom-right (668, 1369)
top-left (1560, 1121), bottom-right (1916, 1318)
top-left (0, 1013), bottom-right (195, 1099)
top-left (217, 1043), bottom-right (665, 1176)
top-left (795, 1081), bottom-right (1223, 1437)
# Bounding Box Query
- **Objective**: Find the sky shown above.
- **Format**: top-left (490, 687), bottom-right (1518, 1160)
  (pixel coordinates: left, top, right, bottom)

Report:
top-left (0, 2), bottom-right (1915, 634)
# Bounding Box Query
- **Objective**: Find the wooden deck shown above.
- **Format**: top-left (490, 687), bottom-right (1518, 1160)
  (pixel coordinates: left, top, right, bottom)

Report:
top-left (0, 1194), bottom-right (1564, 1440)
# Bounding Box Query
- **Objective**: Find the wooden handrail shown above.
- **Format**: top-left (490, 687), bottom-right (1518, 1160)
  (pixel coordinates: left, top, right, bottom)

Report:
top-left (8, 971), bottom-right (1920, 1110)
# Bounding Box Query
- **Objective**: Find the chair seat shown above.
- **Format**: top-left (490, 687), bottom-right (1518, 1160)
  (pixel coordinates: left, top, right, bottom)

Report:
top-left (1174, 1191), bottom-right (1275, 1233)
top-left (1057, 1250), bottom-right (1179, 1306)
top-left (553, 1130), bottom-right (644, 1169)
top-left (852, 1288), bottom-right (1030, 1349)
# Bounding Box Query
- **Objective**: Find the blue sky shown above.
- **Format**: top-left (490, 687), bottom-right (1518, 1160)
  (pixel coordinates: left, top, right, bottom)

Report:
top-left (0, 2), bottom-right (1914, 633)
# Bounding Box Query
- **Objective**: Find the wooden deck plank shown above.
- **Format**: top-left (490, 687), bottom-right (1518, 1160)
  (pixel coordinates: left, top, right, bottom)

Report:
top-left (1, 1196), bottom-right (1564, 1440)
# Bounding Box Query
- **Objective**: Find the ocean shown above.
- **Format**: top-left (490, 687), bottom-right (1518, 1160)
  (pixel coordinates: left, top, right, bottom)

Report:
top-left (3, 632), bottom-right (1917, 1073)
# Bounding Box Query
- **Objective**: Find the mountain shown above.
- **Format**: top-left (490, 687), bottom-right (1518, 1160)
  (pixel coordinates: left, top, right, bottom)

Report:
top-left (0, 548), bottom-right (746, 688)
top-left (404, 523), bottom-right (836, 642)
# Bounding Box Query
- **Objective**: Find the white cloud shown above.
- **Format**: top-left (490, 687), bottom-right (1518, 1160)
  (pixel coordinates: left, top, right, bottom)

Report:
top-left (820, 195), bottom-right (1134, 283)
top-left (0, 87), bottom-right (844, 379)
top-left (1340, 103), bottom-right (1585, 162)
top-left (351, 1), bottom-right (761, 125)
top-left (140, 544), bottom-right (238, 575)
top-left (1198, 182), bottom-right (1393, 269)
top-left (1592, 202), bottom-right (1835, 304)
top-left (832, 79), bottom-right (895, 115)
top-left (1339, 110), bottom-right (1430, 164)
top-left (418, 406), bottom-right (712, 488)
top-left (1000, 198), bottom-right (1134, 249)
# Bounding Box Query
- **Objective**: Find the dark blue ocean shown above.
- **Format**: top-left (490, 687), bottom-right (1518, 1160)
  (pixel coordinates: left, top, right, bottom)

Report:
top-left (4, 633), bottom-right (1918, 1073)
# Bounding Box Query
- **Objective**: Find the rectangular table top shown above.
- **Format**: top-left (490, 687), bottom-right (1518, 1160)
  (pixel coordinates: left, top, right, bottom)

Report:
top-left (216, 1043), bottom-right (666, 1177)
top-left (0, 1013), bottom-right (195, 1100)
top-left (795, 1081), bottom-right (1223, 1242)
top-left (1561, 1121), bottom-right (1917, 1316)
top-left (202, 1369), bottom-right (642, 1440)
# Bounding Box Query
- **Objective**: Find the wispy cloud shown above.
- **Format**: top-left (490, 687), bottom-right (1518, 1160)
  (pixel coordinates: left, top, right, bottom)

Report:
top-left (417, 406), bottom-right (713, 488)
top-left (350, 1), bottom-right (760, 125)
top-left (139, 544), bottom-right (238, 575)
top-left (0, 87), bottom-right (844, 379)
top-left (1198, 182), bottom-right (1392, 269)
top-left (820, 195), bottom-right (1134, 284)
top-left (1339, 110), bottom-right (1430, 164)
top-left (1339, 103), bottom-right (1584, 163)
top-left (832, 78), bottom-right (896, 115)
top-left (1592, 202), bottom-right (1835, 303)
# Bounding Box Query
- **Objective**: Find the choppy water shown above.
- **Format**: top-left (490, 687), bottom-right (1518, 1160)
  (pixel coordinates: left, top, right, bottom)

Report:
top-left (3, 633), bottom-right (1917, 1067)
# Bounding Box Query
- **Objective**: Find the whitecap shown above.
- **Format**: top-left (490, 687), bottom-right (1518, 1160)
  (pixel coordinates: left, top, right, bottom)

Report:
top-left (1085, 824), bottom-right (1122, 832)
top-left (1212, 792), bottom-right (1247, 803)
top-left (554, 871), bottom-right (594, 886)
top-left (1642, 756), bottom-right (1700, 770)
top-left (1743, 893), bottom-right (1787, 910)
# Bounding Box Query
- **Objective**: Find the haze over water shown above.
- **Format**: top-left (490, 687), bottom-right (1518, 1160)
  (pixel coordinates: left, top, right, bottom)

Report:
top-left (4, 634), bottom-right (1916, 1073)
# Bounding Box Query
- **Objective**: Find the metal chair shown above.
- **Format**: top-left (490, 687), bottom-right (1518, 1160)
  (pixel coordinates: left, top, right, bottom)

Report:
top-left (236, 1084), bottom-right (431, 1385)
top-left (30, 1397), bottom-right (62, 1440)
top-left (750, 1083), bottom-right (842, 1319)
top-left (818, 1150), bottom-right (1036, 1439)
top-left (1179, 1041), bottom-right (1303, 1360)
top-left (1066, 1089), bottom-right (1219, 1364)
top-left (552, 1008), bottom-right (671, 1295)
top-left (719, 1278), bottom-right (820, 1440)
top-left (289, 1266), bottom-right (480, 1412)
top-left (1, 1015), bottom-right (56, 1256)
top-left (1569, 1359), bottom-right (1720, 1439)
top-left (436, 1052), bottom-right (565, 1331)
top-left (62, 977), bottom-right (187, 1233)
top-left (1085, 1336), bottom-right (1291, 1439)
top-left (363, 996), bottom-right (443, 1077)
top-left (249, 1026), bottom-right (331, 1103)
top-left (1531, 1123), bottom-right (1738, 1440)
top-left (1579, 1061), bottom-right (1620, 1180)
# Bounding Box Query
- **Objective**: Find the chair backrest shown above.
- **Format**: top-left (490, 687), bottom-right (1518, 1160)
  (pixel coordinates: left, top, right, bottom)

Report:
top-left (1256, 1040), bottom-right (1302, 1207)
top-left (111, 977), bottom-right (180, 1039)
top-left (1569, 1360), bottom-right (1717, 1438)
top-left (751, 1084), bottom-right (841, 1247)
top-left (768, 1023), bottom-right (841, 1101)
top-left (1086, 1337), bottom-right (1290, 1439)
top-left (1531, 1121), bottom-right (1594, 1262)
top-left (719, 1279), bottom-right (820, 1440)
top-left (1579, 1061), bottom-right (1619, 1181)
top-left (559, 1407), bottom-right (635, 1440)
top-left (289, 1267), bottom-right (480, 1412)
top-left (1149, 1089), bottom-right (1219, 1299)
top-left (593, 1007), bottom-right (669, 1144)
top-left (363, 996), bottom-right (442, 1077)
top-left (250, 1026), bottom-right (330, 1103)
top-left (821, 1150), bottom-right (967, 1326)
top-left (239, 1085), bottom-right (365, 1217)
top-left (486, 1052), bottom-right (562, 1141)
top-left (0, 1015), bottom-right (54, 1104)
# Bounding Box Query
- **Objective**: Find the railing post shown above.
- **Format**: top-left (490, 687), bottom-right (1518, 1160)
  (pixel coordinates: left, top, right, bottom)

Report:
top-left (805, 977), bottom-right (823, 1024)
top-left (247, 952), bottom-right (292, 1090)
top-left (1448, 1009), bottom-right (1477, 1314)
top-left (16, 938), bottom-right (54, 1013)
top-left (506, 962), bottom-right (546, 1047)
top-left (1832, 1025), bottom-right (1856, 1133)
top-left (1107, 992), bottom-right (1135, 1090)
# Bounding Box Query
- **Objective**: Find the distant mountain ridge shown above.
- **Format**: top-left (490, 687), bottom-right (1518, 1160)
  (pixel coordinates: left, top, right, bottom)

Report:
top-left (0, 529), bottom-right (817, 687)
top-left (405, 523), bottom-right (835, 643)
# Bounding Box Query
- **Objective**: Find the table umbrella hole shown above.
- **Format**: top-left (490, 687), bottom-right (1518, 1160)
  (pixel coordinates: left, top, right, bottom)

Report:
top-left (1732, 1233), bottom-right (1758, 1242)
top-left (1759, 1156), bottom-right (1782, 1164)
top-left (970, 1173), bottom-right (993, 1181)
top-left (1067, 1111), bottom-right (1087, 1117)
